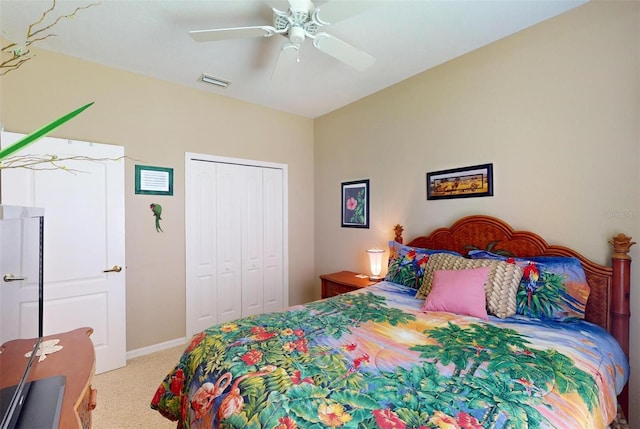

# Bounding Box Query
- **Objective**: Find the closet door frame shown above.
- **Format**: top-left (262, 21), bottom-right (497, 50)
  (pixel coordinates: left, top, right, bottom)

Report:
top-left (185, 152), bottom-right (289, 338)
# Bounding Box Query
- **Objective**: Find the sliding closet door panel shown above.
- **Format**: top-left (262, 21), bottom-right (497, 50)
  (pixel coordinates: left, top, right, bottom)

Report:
top-left (194, 171), bottom-right (216, 326)
top-left (216, 164), bottom-right (242, 323)
top-left (242, 166), bottom-right (264, 317)
top-left (186, 161), bottom-right (217, 336)
top-left (263, 168), bottom-right (284, 313)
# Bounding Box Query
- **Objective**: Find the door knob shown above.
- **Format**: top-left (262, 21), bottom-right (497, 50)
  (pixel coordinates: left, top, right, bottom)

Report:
top-left (3, 273), bottom-right (25, 282)
top-left (103, 265), bottom-right (122, 273)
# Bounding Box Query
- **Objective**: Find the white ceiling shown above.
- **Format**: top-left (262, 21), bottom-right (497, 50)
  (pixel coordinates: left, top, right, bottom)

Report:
top-left (0, 0), bottom-right (586, 118)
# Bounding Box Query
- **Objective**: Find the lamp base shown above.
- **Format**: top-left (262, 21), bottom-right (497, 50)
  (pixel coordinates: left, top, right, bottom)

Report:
top-left (369, 275), bottom-right (383, 282)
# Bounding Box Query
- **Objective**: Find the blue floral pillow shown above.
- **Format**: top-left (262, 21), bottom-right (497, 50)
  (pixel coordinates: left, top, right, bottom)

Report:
top-left (384, 241), bottom-right (460, 290)
top-left (469, 250), bottom-right (590, 320)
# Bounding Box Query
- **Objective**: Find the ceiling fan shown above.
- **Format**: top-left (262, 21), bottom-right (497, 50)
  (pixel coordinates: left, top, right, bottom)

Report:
top-left (189, 0), bottom-right (376, 80)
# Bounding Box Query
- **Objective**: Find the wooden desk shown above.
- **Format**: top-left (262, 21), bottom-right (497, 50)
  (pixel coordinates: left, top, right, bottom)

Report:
top-left (0, 327), bottom-right (97, 428)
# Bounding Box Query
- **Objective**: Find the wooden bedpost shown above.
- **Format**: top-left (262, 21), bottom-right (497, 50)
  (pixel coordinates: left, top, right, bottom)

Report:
top-left (609, 233), bottom-right (634, 420)
top-left (394, 224), bottom-right (404, 244)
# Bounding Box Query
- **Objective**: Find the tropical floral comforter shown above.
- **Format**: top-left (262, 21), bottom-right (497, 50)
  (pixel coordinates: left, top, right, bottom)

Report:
top-left (151, 281), bottom-right (628, 429)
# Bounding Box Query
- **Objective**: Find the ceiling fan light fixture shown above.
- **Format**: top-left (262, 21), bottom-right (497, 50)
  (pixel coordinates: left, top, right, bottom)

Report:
top-left (198, 74), bottom-right (230, 88)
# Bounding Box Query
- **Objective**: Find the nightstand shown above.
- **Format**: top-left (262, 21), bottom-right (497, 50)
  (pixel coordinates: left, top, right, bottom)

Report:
top-left (320, 271), bottom-right (378, 299)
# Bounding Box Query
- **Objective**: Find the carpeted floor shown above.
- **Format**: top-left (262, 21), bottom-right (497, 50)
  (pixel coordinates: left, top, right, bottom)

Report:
top-left (91, 345), bottom-right (184, 428)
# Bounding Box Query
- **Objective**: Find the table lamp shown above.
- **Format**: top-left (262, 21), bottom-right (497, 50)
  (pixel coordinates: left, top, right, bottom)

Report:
top-left (366, 246), bottom-right (385, 281)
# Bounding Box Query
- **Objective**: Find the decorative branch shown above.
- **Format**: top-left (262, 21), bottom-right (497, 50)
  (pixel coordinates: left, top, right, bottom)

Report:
top-left (0, 101), bottom-right (101, 173)
top-left (1, 0), bottom-right (100, 75)
top-left (0, 154), bottom-right (125, 174)
top-left (0, 2), bottom-right (116, 176)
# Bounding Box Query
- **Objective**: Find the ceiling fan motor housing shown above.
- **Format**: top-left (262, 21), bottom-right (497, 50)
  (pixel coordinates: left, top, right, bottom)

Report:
top-left (289, 26), bottom-right (306, 44)
top-left (273, 6), bottom-right (321, 45)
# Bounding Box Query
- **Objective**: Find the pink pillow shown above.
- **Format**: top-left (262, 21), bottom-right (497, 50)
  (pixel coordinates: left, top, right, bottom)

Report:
top-left (421, 267), bottom-right (490, 320)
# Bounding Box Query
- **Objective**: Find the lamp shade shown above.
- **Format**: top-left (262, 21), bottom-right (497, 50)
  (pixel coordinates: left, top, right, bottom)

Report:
top-left (366, 246), bottom-right (385, 280)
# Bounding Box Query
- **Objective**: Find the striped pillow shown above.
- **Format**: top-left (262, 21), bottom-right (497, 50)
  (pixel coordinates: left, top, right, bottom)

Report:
top-left (415, 253), bottom-right (523, 318)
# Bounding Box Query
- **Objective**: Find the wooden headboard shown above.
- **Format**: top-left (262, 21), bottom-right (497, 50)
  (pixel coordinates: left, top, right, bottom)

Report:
top-left (394, 215), bottom-right (634, 417)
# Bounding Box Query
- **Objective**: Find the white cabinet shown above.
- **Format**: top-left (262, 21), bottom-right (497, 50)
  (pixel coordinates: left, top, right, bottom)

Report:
top-left (186, 155), bottom-right (287, 336)
top-left (0, 206), bottom-right (44, 344)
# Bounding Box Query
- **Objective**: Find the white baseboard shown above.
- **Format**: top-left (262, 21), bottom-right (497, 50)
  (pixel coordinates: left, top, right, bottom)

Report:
top-left (126, 337), bottom-right (186, 360)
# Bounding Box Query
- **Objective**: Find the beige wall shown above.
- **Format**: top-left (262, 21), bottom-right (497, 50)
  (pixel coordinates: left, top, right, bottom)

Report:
top-left (314, 1), bottom-right (640, 422)
top-left (0, 48), bottom-right (316, 351)
top-left (1, 0), bottom-right (639, 423)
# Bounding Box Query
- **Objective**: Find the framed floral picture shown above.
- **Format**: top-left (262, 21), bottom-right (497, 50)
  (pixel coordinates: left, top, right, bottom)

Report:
top-left (341, 179), bottom-right (369, 228)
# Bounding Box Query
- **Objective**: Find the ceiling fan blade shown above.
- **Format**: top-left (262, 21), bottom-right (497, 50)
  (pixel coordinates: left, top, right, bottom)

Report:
top-left (313, 1), bottom-right (378, 25)
top-left (288, 0), bottom-right (313, 11)
top-left (313, 32), bottom-right (374, 71)
top-left (189, 26), bottom-right (276, 42)
top-left (271, 43), bottom-right (299, 81)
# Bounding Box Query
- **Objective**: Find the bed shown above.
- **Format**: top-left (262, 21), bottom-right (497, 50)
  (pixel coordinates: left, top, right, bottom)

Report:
top-left (151, 215), bottom-right (633, 429)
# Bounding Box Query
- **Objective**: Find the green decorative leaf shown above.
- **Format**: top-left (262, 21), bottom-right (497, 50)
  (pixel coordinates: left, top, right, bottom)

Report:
top-left (288, 383), bottom-right (330, 400)
top-left (0, 102), bottom-right (94, 160)
top-left (341, 408), bottom-right (371, 428)
top-left (224, 413), bottom-right (250, 428)
top-left (330, 390), bottom-right (378, 409)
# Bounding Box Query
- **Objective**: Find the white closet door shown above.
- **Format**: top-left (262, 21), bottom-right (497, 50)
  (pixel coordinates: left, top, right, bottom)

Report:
top-left (241, 166), bottom-right (264, 317)
top-left (263, 168), bottom-right (284, 313)
top-left (185, 160), bottom-right (217, 335)
top-left (185, 153), bottom-right (288, 338)
top-left (216, 163), bottom-right (243, 323)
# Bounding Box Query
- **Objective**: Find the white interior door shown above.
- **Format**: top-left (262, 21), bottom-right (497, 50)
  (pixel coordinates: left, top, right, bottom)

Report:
top-left (1, 132), bottom-right (126, 374)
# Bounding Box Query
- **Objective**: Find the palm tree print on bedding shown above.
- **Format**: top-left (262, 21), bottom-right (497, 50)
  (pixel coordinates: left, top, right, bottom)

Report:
top-left (151, 288), bottom-right (603, 429)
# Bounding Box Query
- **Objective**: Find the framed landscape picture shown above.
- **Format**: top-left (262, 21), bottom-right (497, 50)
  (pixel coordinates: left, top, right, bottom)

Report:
top-left (426, 163), bottom-right (493, 200)
top-left (341, 179), bottom-right (369, 228)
